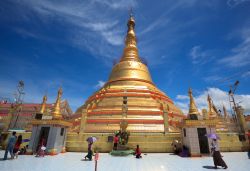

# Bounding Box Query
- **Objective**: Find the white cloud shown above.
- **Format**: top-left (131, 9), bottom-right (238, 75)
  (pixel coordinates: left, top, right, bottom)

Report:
top-left (242, 71), bottom-right (250, 78)
top-left (219, 27), bottom-right (250, 67)
top-left (176, 95), bottom-right (189, 100)
top-left (94, 0), bottom-right (137, 9)
top-left (189, 45), bottom-right (214, 65)
top-left (8, 0), bottom-right (131, 60)
top-left (95, 80), bottom-right (105, 88)
top-left (175, 87), bottom-right (250, 115)
top-left (203, 75), bottom-right (223, 83)
top-left (227, 0), bottom-right (250, 7)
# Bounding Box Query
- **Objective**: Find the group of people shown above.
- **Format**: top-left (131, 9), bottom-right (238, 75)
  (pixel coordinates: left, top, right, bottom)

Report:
top-left (113, 133), bottom-right (142, 159)
top-left (3, 131), bottom-right (23, 160)
top-left (3, 131), bottom-right (45, 160)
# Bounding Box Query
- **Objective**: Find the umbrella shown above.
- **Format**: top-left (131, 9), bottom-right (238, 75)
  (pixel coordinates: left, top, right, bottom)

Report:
top-left (22, 139), bottom-right (30, 143)
top-left (206, 133), bottom-right (220, 140)
top-left (86, 136), bottom-right (97, 143)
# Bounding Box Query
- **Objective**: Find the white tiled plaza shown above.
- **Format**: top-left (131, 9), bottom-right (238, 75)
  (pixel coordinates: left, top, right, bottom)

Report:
top-left (0, 151), bottom-right (249, 171)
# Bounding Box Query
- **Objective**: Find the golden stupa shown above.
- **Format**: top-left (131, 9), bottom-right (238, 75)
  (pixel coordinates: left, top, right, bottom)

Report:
top-left (76, 14), bottom-right (185, 133)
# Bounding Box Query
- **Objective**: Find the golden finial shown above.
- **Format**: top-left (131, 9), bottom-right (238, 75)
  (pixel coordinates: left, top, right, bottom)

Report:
top-left (120, 10), bottom-right (140, 62)
top-left (52, 87), bottom-right (63, 119)
top-left (188, 88), bottom-right (199, 115)
top-left (207, 94), bottom-right (218, 118)
top-left (39, 95), bottom-right (47, 114)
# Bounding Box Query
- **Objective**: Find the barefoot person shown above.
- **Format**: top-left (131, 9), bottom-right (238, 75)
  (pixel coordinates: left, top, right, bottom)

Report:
top-left (13, 135), bottom-right (22, 159)
top-left (135, 144), bottom-right (142, 159)
top-left (113, 134), bottom-right (119, 150)
top-left (211, 139), bottom-right (228, 169)
top-left (84, 142), bottom-right (93, 161)
top-left (3, 131), bottom-right (17, 160)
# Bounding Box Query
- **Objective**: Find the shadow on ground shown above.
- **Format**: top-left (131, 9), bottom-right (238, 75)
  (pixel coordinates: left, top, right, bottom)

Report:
top-left (203, 166), bottom-right (217, 169)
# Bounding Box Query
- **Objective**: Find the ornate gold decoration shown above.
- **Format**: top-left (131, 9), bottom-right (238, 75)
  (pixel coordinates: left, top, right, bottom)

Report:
top-left (31, 119), bottom-right (72, 127)
top-left (207, 94), bottom-right (218, 118)
top-left (39, 95), bottom-right (47, 114)
top-left (52, 87), bottom-right (63, 119)
top-left (188, 88), bottom-right (199, 115)
top-left (77, 14), bottom-right (184, 133)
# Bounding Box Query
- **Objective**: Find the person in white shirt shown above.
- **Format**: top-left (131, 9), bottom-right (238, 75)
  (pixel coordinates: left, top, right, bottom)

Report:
top-left (211, 139), bottom-right (228, 169)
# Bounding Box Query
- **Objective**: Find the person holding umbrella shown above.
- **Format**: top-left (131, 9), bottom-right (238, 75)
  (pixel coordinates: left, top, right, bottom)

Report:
top-left (209, 134), bottom-right (228, 169)
top-left (84, 142), bottom-right (93, 160)
top-left (84, 136), bottom-right (97, 161)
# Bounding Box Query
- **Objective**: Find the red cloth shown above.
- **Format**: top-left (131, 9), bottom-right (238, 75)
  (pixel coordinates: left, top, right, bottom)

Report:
top-left (114, 136), bottom-right (119, 143)
top-left (14, 142), bottom-right (21, 150)
top-left (135, 148), bottom-right (141, 155)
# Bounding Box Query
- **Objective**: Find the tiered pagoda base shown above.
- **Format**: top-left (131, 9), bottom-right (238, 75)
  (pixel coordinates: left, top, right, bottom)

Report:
top-left (65, 132), bottom-right (249, 153)
top-left (1, 131), bottom-right (248, 153)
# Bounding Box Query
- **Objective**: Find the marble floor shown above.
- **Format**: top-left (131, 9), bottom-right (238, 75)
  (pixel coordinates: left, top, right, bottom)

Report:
top-left (0, 151), bottom-right (249, 171)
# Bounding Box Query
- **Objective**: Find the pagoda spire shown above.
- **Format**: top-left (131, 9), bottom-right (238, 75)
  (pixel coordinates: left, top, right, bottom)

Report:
top-left (188, 88), bottom-right (199, 115)
top-left (120, 12), bottom-right (141, 62)
top-left (52, 87), bottom-right (63, 119)
top-left (207, 94), bottom-right (218, 118)
top-left (39, 95), bottom-right (47, 114)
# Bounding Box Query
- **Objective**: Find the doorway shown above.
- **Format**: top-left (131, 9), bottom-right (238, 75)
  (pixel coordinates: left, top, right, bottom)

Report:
top-left (36, 127), bottom-right (50, 151)
top-left (197, 128), bottom-right (209, 154)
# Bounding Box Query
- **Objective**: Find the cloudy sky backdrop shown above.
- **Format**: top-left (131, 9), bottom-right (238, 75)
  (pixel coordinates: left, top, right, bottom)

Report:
top-left (0, 0), bottom-right (250, 114)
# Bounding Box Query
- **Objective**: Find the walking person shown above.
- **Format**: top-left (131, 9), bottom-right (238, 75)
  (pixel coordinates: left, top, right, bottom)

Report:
top-left (84, 142), bottom-right (93, 160)
top-left (13, 135), bottom-right (22, 159)
top-left (3, 131), bottom-right (17, 160)
top-left (211, 139), bottom-right (228, 169)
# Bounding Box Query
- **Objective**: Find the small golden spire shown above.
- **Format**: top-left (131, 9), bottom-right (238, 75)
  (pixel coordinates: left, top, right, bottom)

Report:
top-left (52, 87), bottom-right (63, 119)
top-left (188, 88), bottom-right (199, 115)
top-left (120, 12), bottom-right (141, 62)
top-left (39, 95), bottom-right (47, 114)
top-left (207, 94), bottom-right (218, 118)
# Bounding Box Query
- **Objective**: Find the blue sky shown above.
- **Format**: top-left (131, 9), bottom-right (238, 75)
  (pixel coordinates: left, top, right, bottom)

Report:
top-left (0, 0), bottom-right (250, 114)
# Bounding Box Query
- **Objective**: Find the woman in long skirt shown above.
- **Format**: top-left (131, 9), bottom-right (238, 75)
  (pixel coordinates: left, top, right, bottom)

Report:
top-left (84, 142), bottom-right (93, 160)
top-left (211, 139), bottom-right (228, 169)
top-left (13, 135), bottom-right (22, 159)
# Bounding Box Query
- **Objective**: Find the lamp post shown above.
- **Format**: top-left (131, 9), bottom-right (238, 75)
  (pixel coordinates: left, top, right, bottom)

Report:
top-left (228, 81), bottom-right (246, 138)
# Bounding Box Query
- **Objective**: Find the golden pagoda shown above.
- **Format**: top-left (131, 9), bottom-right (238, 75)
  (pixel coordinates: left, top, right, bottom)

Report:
top-left (76, 14), bottom-right (185, 133)
top-left (39, 95), bottom-right (47, 114)
top-left (188, 88), bottom-right (200, 119)
top-left (52, 87), bottom-right (63, 120)
top-left (207, 94), bottom-right (219, 118)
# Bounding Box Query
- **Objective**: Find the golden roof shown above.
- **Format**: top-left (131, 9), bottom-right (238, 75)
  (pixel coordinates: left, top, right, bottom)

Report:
top-left (52, 87), bottom-right (63, 119)
top-left (76, 14), bottom-right (184, 133)
top-left (188, 88), bottom-right (199, 115)
top-left (39, 95), bottom-right (47, 114)
top-left (207, 94), bottom-right (218, 118)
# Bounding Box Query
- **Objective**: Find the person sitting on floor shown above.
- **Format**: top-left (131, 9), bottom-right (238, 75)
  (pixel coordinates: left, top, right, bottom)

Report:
top-left (135, 144), bottom-right (142, 159)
